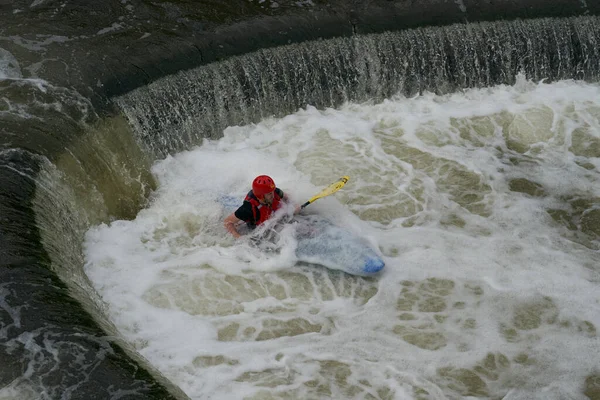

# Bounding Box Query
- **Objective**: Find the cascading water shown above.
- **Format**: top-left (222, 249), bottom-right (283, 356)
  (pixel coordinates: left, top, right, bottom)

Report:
top-left (117, 16), bottom-right (599, 157)
top-left (1, 3), bottom-right (600, 399)
top-left (94, 17), bottom-right (600, 399)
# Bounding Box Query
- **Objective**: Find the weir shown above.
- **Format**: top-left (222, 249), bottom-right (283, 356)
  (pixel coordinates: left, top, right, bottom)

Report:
top-left (1, 1), bottom-right (600, 398)
top-left (118, 16), bottom-right (600, 157)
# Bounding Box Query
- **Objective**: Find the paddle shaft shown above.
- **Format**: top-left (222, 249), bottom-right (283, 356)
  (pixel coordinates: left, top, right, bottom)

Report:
top-left (300, 176), bottom-right (349, 209)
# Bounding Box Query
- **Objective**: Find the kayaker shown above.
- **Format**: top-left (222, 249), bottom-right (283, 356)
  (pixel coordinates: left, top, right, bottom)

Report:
top-left (224, 175), bottom-right (299, 238)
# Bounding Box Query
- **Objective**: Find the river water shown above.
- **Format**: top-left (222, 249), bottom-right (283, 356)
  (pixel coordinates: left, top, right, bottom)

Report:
top-left (84, 76), bottom-right (600, 400)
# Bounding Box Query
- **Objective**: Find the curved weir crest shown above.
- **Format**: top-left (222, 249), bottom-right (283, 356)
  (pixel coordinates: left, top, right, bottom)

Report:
top-left (118, 17), bottom-right (599, 157)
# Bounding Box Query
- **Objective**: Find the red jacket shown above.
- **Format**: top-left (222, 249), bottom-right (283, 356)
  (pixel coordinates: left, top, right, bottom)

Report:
top-left (244, 189), bottom-right (283, 227)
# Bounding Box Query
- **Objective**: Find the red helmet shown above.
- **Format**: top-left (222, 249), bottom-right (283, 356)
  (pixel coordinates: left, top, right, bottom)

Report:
top-left (252, 175), bottom-right (276, 199)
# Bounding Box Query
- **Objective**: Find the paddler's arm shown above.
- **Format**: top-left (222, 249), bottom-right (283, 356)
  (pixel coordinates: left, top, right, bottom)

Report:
top-left (224, 213), bottom-right (243, 239)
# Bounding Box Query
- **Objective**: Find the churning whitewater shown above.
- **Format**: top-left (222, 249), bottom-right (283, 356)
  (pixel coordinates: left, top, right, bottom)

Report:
top-left (84, 77), bottom-right (600, 400)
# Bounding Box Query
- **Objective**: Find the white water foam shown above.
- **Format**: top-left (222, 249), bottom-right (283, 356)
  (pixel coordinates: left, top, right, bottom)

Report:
top-left (85, 77), bottom-right (600, 399)
top-left (0, 48), bottom-right (22, 79)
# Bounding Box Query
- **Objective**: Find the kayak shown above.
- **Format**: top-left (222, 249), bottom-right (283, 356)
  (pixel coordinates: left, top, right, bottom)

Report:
top-left (219, 195), bottom-right (385, 276)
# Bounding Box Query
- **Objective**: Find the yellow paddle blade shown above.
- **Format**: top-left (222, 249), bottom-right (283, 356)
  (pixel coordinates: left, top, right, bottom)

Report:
top-left (301, 176), bottom-right (349, 208)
